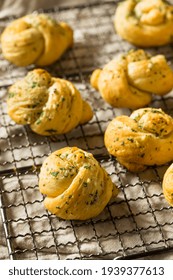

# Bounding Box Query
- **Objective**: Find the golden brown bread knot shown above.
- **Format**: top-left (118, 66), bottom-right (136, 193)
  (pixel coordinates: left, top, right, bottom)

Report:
top-left (114, 0), bottom-right (173, 47)
top-left (104, 108), bottom-right (173, 172)
top-left (39, 147), bottom-right (118, 220)
top-left (7, 69), bottom-right (93, 135)
top-left (162, 163), bottom-right (173, 206)
top-left (1, 13), bottom-right (73, 66)
top-left (90, 49), bottom-right (173, 109)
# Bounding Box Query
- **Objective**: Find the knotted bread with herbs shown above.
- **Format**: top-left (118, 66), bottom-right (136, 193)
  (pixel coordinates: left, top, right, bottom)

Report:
top-left (1, 13), bottom-right (73, 66)
top-left (7, 69), bottom-right (93, 135)
top-left (114, 0), bottom-right (173, 47)
top-left (104, 108), bottom-right (173, 172)
top-left (90, 49), bottom-right (173, 109)
top-left (162, 163), bottom-right (173, 207)
top-left (39, 147), bottom-right (118, 220)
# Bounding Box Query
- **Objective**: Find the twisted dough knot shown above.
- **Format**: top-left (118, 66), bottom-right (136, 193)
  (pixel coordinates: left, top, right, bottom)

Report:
top-left (162, 163), bottom-right (173, 206)
top-left (39, 147), bottom-right (118, 220)
top-left (114, 0), bottom-right (173, 47)
top-left (104, 108), bottom-right (173, 172)
top-left (7, 69), bottom-right (93, 135)
top-left (90, 49), bottom-right (173, 109)
top-left (1, 13), bottom-right (73, 66)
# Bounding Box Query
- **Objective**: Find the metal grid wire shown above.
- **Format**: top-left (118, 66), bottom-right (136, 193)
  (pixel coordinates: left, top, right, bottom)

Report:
top-left (0, 0), bottom-right (173, 260)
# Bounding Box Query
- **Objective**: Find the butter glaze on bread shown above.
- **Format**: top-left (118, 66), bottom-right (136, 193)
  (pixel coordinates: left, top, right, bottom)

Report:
top-left (114, 0), bottom-right (173, 47)
top-left (7, 69), bottom-right (93, 135)
top-left (39, 147), bottom-right (118, 220)
top-left (90, 49), bottom-right (173, 109)
top-left (1, 13), bottom-right (73, 66)
top-left (105, 108), bottom-right (173, 172)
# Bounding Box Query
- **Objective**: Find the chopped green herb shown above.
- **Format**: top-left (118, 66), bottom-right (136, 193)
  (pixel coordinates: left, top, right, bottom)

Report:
top-left (50, 171), bottom-right (59, 177)
top-left (127, 138), bottom-right (134, 143)
top-left (36, 119), bottom-right (41, 125)
top-left (84, 165), bottom-right (91, 169)
top-left (31, 82), bottom-right (38, 88)
top-left (8, 92), bottom-right (16, 98)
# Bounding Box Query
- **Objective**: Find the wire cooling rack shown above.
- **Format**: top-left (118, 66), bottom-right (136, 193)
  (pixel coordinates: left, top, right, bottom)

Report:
top-left (0, 0), bottom-right (173, 260)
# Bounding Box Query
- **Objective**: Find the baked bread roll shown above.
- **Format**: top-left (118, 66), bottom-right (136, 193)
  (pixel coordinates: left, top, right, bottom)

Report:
top-left (114, 0), bottom-right (173, 47)
top-left (39, 147), bottom-right (118, 220)
top-left (1, 13), bottom-right (73, 66)
top-left (162, 164), bottom-right (173, 206)
top-left (7, 69), bottom-right (93, 135)
top-left (104, 108), bottom-right (173, 172)
top-left (90, 49), bottom-right (173, 109)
